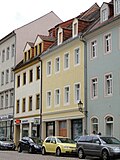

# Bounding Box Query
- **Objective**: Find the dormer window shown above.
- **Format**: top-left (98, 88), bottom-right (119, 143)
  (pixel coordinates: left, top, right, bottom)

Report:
top-left (24, 52), bottom-right (27, 61)
top-left (100, 3), bottom-right (109, 23)
top-left (58, 27), bottom-right (63, 45)
top-left (72, 19), bottom-right (78, 37)
top-left (28, 50), bottom-right (31, 59)
top-left (114, 0), bottom-right (120, 15)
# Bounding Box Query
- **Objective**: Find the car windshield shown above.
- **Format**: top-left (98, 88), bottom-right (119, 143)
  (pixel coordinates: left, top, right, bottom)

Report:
top-left (100, 137), bottom-right (120, 144)
top-left (57, 138), bottom-right (75, 144)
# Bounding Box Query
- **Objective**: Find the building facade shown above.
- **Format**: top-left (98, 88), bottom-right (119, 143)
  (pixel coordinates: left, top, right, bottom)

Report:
top-left (0, 12), bottom-right (62, 140)
top-left (85, 0), bottom-right (120, 138)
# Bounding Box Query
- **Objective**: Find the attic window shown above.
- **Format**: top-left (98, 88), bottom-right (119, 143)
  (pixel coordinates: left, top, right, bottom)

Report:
top-left (114, 0), bottom-right (120, 15)
top-left (102, 8), bottom-right (107, 22)
top-left (58, 27), bottom-right (63, 45)
top-left (24, 52), bottom-right (27, 61)
top-left (72, 19), bottom-right (78, 37)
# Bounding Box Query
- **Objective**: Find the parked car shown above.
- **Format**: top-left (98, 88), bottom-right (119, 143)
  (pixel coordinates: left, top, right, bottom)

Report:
top-left (76, 135), bottom-right (120, 160)
top-left (42, 136), bottom-right (76, 156)
top-left (17, 137), bottom-right (42, 153)
top-left (0, 137), bottom-right (16, 150)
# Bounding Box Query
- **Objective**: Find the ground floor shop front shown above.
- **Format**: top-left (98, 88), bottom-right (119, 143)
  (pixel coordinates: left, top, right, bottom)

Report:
top-left (42, 118), bottom-right (83, 140)
top-left (14, 117), bottom-right (40, 145)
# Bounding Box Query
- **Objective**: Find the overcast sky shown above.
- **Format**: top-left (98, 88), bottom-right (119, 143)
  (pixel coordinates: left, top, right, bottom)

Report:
top-left (0, 0), bottom-right (110, 39)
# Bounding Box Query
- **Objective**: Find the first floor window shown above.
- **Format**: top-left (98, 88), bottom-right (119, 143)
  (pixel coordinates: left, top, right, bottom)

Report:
top-left (91, 117), bottom-right (98, 134)
top-left (36, 94), bottom-right (40, 109)
top-left (16, 100), bottom-right (20, 113)
top-left (22, 98), bottom-right (26, 112)
top-left (29, 96), bottom-right (32, 111)
top-left (75, 83), bottom-right (80, 102)
top-left (105, 73), bottom-right (112, 96)
top-left (55, 89), bottom-right (60, 106)
top-left (64, 86), bottom-right (70, 105)
top-left (105, 33), bottom-right (111, 53)
top-left (91, 77), bottom-right (98, 99)
top-left (5, 93), bottom-right (8, 108)
top-left (47, 91), bottom-right (51, 107)
top-left (10, 92), bottom-right (14, 107)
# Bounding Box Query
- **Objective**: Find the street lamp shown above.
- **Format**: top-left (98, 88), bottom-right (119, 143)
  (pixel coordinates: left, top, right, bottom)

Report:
top-left (78, 100), bottom-right (88, 135)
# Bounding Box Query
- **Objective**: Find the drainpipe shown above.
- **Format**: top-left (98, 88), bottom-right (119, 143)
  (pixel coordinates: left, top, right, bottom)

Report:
top-left (79, 34), bottom-right (88, 135)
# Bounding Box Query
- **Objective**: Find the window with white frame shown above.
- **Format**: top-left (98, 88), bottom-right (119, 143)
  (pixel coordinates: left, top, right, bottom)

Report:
top-left (58, 27), bottom-right (63, 45)
top-left (114, 0), bottom-right (120, 15)
top-left (64, 86), bottom-right (70, 105)
top-left (11, 44), bottom-right (15, 57)
top-left (74, 47), bottom-right (80, 65)
top-left (55, 57), bottom-right (60, 73)
top-left (75, 83), bottom-right (80, 103)
top-left (47, 60), bottom-right (52, 76)
top-left (105, 116), bottom-right (113, 136)
top-left (91, 117), bottom-right (98, 134)
top-left (2, 50), bottom-right (5, 62)
top-left (47, 91), bottom-right (52, 107)
top-left (102, 8), bottom-right (108, 22)
top-left (6, 47), bottom-right (10, 60)
top-left (91, 40), bottom-right (97, 59)
top-left (5, 93), bottom-right (8, 108)
top-left (11, 68), bottom-right (14, 82)
top-left (105, 73), bottom-right (112, 96)
top-left (1, 71), bottom-right (4, 85)
top-left (91, 77), bottom-right (98, 99)
top-left (6, 69), bottom-right (9, 84)
top-left (105, 33), bottom-right (111, 53)
top-left (55, 89), bottom-right (60, 106)
top-left (64, 52), bottom-right (69, 69)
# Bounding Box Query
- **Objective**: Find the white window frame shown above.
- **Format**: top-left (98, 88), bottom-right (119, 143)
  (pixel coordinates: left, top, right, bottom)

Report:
top-left (55, 56), bottom-right (60, 73)
top-left (64, 85), bottom-right (70, 105)
top-left (64, 52), bottom-right (70, 70)
top-left (46, 91), bottom-right (52, 108)
top-left (46, 60), bottom-right (52, 76)
top-left (74, 82), bottom-right (80, 103)
top-left (91, 117), bottom-right (99, 134)
top-left (58, 27), bottom-right (63, 45)
top-left (104, 33), bottom-right (112, 54)
top-left (114, 0), bottom-right (120, 15)
top-left (90, 40), bottom-right (97, 59)
top-left (104, 73), bottom-right (113, 96)
top-left (72, 19), bottom-right (78, 37)
top-left (74, 47), bottom-right (80, 66)
top-left (10, 92), bottom-right (14, 107)
top-left (91, 77), bottom-right (98, 99)
top-left (102, 8), bottom-right (108, 22)
top-left (6, 69), bottom-right (9, 84)
top-left (54, 88), bottom-right (60, 106)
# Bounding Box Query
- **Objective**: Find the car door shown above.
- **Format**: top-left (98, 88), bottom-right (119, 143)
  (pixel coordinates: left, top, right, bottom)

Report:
top-left (50, 137), bottom-right (57, 153)
top-left (22, 137), bottom-right (29, 151)
top-left (90, 136), bottom-right (101, 157)
top-left (44, 137), bottom-right (51, 152)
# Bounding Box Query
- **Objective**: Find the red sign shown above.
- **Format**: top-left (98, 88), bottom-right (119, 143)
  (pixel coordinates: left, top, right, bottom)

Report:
top-left (15, 119), bottom-right (21, 124)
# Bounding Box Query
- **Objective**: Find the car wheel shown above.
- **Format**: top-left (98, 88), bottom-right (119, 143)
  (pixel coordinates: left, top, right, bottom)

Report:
top-left (78, 148), bottom-right (85, 159)
top-left (56, 148), bottom-right (61, 156)
top-left (42, 147), bottom-right (46, 155)
top-left (29, 146), bottom-right (33, 153)
top-left (18, 146), bottom-right (22, 153)
top-left (102, 150), bottom-right (110, 160)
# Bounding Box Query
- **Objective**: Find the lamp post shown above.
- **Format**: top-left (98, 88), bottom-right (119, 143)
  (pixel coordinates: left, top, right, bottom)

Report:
top-left (78, 100), bottom-right (88, 135)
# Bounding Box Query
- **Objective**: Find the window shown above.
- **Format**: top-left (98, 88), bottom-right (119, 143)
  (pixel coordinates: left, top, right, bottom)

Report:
top-left (5, 93), bottom-right (8, 108)
top-left (6, 47), bottom-right (10, 60)
top-left (2, 50), bottom-right (5, 62)
top-left (47, 61), bottom-right (52, 76)
top-left (17, 75), bottom-right (20, 87)
top-left (29, 69), bottom-right (33, 83)
top-left (36, 94), bottom-right (40, 109)
top-left (72, 19), bottom-right (78, 37)
top-left (73, 23), bottom-right (77, 36)
top-left (55, 89), bottom-right (60, 106)
top-left (10, 92), bottom-right (13, 107)
top-left (11, 44), bottom-right (15, 57)
top-left (55, 57), bottom-right (60, 73)
top-left (102, 8), bottom-right (107, 22)
top-left (23, 72), bottom-right (26, 85)
top-left (74, 48), bottom-right (80, 65)
top-left (47, 91), bottom-right (51, 107)
top-left (105, 73), bottom-right (112, 96)
top-left (75, 83), bottom-right (80, 103)
top-left (1, 95), bottom-right (4, 109)
top-left (36, 66), bottom-right (40, 80)
top-left (28, 50), bottom-right (31, 59)
top-left (91, 40), bottom-right (97, 59)
top-left (91, 78), bottom-right (98, 99)
top-left (105, 33), bottom-right (111, 53)
top-left (11, 69), bottom-right (14, 82)
top-left (64, 86), bottom-right (70, 105)
top-left (24, 52), bottom-right (27, 61)
top-left (1, 71), bottom-right (4, 85)
top-left (58, 32), bottom-right (62, 44)
top-left (91, 117), bottom-right (98, 134)
top-left (6, 69), bottom-right (9, 84)
top-left (22, 98), bottom-right (26, 112)
top-left (115, 0), bottom-right (120, 15)
top-left (105, 116), bottom-right (113, 136)
top-left (35, 45), bottom-right (38, 55)
top-left (16, 100), bottom-right (20, 113)
top-left (39, 43), bottom-right (42, 54)
top-left (29, 96), bottom-right (32, 111)
top-left (64, 53), bottom-right (69, 70)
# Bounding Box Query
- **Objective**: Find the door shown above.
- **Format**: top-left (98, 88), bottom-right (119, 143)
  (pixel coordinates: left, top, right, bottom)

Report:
top-left (59, 121), bottom-right (67, 137)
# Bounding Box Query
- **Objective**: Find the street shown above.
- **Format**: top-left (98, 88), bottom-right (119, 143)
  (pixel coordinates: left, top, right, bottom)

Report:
top-left (0, 150), bottom-right (100, 160)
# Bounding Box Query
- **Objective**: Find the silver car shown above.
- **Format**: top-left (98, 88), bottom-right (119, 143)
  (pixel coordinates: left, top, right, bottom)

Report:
top-left (76, 135), bottom-right (120, 160)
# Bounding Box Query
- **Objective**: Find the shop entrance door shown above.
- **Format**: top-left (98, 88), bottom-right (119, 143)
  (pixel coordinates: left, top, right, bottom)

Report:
top-left (59, 121), bottom-right (67, 137)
